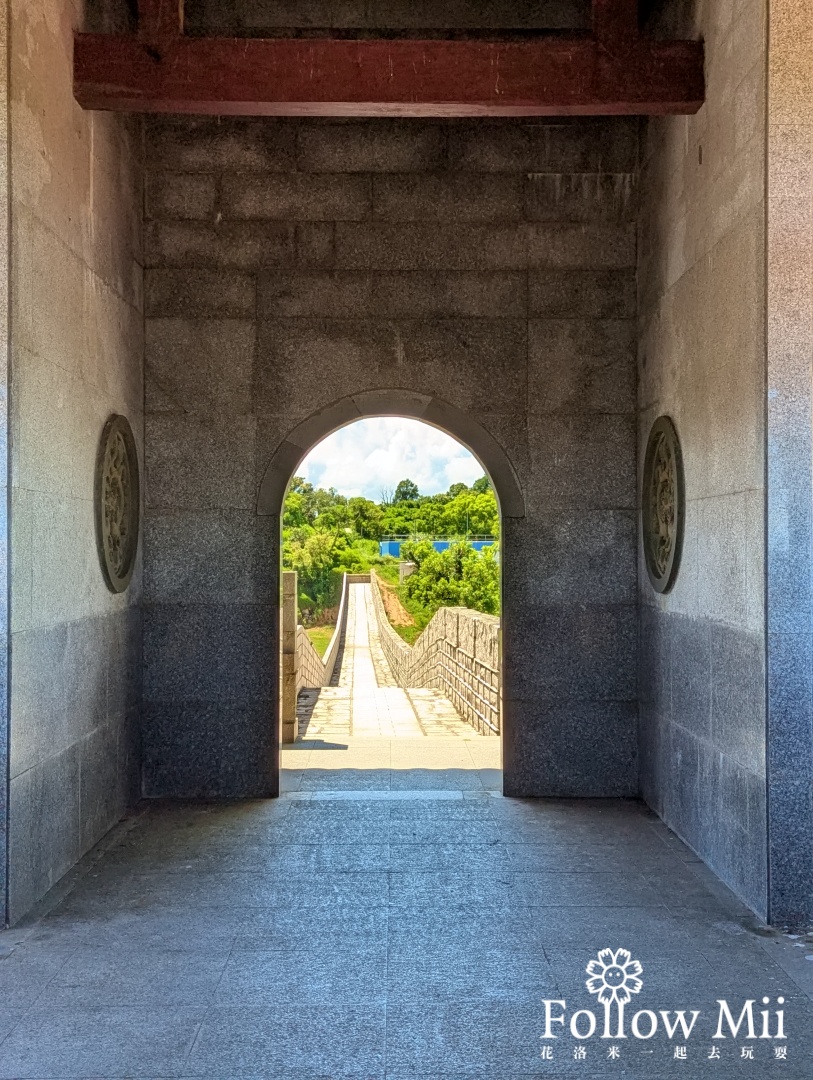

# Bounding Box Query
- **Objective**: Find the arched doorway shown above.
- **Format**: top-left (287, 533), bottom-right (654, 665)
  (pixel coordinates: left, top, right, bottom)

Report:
top-left (258, 390), bottom-right (524, 518)
top-left (258, 390), bottom-right (524, 793)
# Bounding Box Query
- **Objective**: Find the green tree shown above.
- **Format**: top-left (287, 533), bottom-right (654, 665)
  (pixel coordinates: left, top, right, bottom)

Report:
top-left (440, 490), bottom-right (499, 536)
top-left (394, 478), bottom-right (420, 503)
top-left (348, 497), bottom-right (384, 540)
top-left (472, 475), bottom-right (492, 494)
top-left (400, 540), bottom-right (500, 616)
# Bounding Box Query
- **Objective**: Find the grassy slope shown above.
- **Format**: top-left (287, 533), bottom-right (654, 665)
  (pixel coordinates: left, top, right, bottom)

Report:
top-left (305, 626), bottom-right (335, 658)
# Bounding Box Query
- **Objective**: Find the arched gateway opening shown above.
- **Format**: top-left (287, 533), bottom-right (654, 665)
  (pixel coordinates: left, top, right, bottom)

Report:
top-left (258, 390), bottom-right (524, 793)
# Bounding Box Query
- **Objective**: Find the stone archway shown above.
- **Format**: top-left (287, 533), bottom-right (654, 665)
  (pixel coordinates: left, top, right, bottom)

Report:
top-left (259, 389), bottom-right (521, 780)
top-left (257, 389), bottom-right (525, 520)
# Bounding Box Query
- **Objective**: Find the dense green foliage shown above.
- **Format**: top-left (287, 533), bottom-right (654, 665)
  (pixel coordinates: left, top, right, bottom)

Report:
top-left (399, 539), bottom-right (500, 618)
top-left (282, 475), bottom-right (500, 626)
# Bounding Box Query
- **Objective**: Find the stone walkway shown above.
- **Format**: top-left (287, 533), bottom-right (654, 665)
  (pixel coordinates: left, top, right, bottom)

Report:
top-left (296, 582), bottom-right (481, 740)
top-left (2, 784), bottom-right (813, 1077)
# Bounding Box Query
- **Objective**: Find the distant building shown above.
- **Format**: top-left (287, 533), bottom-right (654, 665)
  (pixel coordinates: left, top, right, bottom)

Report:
top-left (379, 538), bottom-right (496, 558)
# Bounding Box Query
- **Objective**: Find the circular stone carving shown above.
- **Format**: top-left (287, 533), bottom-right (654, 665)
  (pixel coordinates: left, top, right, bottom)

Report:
top-left (642, 415), bottom-right (685, 594)
top-left (95, 414), bottom-right (140, 593)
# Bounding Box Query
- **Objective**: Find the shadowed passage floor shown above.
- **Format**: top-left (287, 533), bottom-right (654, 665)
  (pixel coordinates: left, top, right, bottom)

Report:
top-left (1, 593), bottom-right (813, 1075)
top-left (285, 581), bottom-right (501, 793)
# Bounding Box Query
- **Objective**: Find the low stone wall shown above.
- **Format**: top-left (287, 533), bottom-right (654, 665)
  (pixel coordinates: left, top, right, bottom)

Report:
top-left (296, 626), bottom-right (330, 695)
top-left (282, 570), bottom-right (355, 740)
top-left (371, 575), bottom-right (500, 735)
top-left (295, 572), bottom-right (354, 696)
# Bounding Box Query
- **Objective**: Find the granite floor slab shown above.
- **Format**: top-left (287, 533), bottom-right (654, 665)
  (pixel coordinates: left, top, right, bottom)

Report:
top-left (3, 753), bottom-right (813, 1078)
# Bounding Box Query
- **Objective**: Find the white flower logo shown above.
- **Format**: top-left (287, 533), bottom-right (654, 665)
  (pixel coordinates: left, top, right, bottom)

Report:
top-left (586, 949), bottom-right (644, 1037)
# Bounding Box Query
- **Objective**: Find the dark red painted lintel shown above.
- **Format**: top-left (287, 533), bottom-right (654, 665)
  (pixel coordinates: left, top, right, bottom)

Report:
top-left (73, 35), bottom-right (705, 118)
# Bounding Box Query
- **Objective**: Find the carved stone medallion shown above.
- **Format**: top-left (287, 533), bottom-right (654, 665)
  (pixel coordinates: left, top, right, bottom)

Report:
top-left (642, 415), bottom-right (684, 594)
top-left (95, 414), bottom-right (140, 593)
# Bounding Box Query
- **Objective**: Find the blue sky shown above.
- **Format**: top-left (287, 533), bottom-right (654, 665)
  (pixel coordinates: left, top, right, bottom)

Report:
top-left (296, 418), bottom-right (484, 501)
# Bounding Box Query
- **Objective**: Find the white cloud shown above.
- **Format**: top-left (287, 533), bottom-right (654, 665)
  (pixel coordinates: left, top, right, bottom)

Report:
top-left (296, 418), bottom-right (485, 500)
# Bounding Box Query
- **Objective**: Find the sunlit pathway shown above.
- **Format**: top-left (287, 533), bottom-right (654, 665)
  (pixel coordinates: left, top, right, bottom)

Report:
top-left (295, 583), bottom-right (481, 741)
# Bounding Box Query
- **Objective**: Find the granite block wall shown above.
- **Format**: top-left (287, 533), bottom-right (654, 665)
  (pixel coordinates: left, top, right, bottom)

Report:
top-left (6, 0), bottom-right (143, 922)
top-left (143, 113), bottom-right (639, 799)
top-left (637, 0), bottom-right (768, 915)
top-left (183, 0), bottom-right (592, 33)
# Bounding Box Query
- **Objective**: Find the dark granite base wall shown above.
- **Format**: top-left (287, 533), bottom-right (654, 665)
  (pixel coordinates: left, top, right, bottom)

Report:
top-left (8, 608), bottom-right (142, 922)
top-left (638, 609), bottom-right (767, 915)
top-left (142, 601), bottom-right (278, 798)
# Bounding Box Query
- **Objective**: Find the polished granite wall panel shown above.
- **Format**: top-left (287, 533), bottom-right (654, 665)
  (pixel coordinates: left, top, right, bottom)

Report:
top-left (637, 0), bottom-right (768, 916)
top-left (765, 1), bottom-right (813, 926)
top-left (6, 0), bottom-right (144, 922)
top-left (144, 115), bottom-right (639, 799)
top-left (0, 0), bottom-right (8, 923)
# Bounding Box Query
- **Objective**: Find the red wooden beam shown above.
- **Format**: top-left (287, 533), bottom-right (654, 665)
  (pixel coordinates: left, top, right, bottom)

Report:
top-left (73, 34), bottom-right (704, 118)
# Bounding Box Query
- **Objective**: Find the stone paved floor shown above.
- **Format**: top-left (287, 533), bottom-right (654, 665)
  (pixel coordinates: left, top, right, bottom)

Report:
top-left (1, 587), bottom-right (813, 1075)
top-left (296, 583), bottom-right (481, 739)
top-left (2, 776), bottom-right (813, 1078)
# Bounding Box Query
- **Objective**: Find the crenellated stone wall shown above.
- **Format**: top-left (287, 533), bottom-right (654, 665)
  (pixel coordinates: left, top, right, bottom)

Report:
top-left (370, 575), bottom-right (500, 735)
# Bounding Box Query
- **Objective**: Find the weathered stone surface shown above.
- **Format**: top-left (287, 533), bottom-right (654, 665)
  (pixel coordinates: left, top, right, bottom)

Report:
top-left (258, 272), bottom-right (374, 319)
top-left (146, 221), bottom-right (296, 271)
top-left (334, 222), bottom-right (531, 271)
top-left (526, 222), bottom-right (637, 268)
top-left (146, 116), bottom-right (297, 172)
top-left (186, 0), bottom-right (591, 31)
top-left (146, 319), bottom-right (255, 417)
top-left (372, 175), bottom-right (524, 222)
top-left (222, 174), bottom-right (372, 221)
top-left (637, 0), bottom-right (770, 916)
top-left (7, 0), bottom-right (144, 922)
top-left (143, 114), bottom-right (638, 807)
top-left (529, 268), bottom-right (635, 318)
top-left (259, 270), bottom-right (528, 319)
top-left (524, 174), bottom-right (638, 223)
top-left (295, 222), bottom-right (335, 267)
top-left (147, 172), bottom-right (218, 221)
top-left (528, 319), bottom-right (636, 414)
top-left (296, 121), bottom-right (446, 173)
top-left (545, 119), bottom-right (639, 173)
top-left (145, 269), bottom-right (255, 318)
